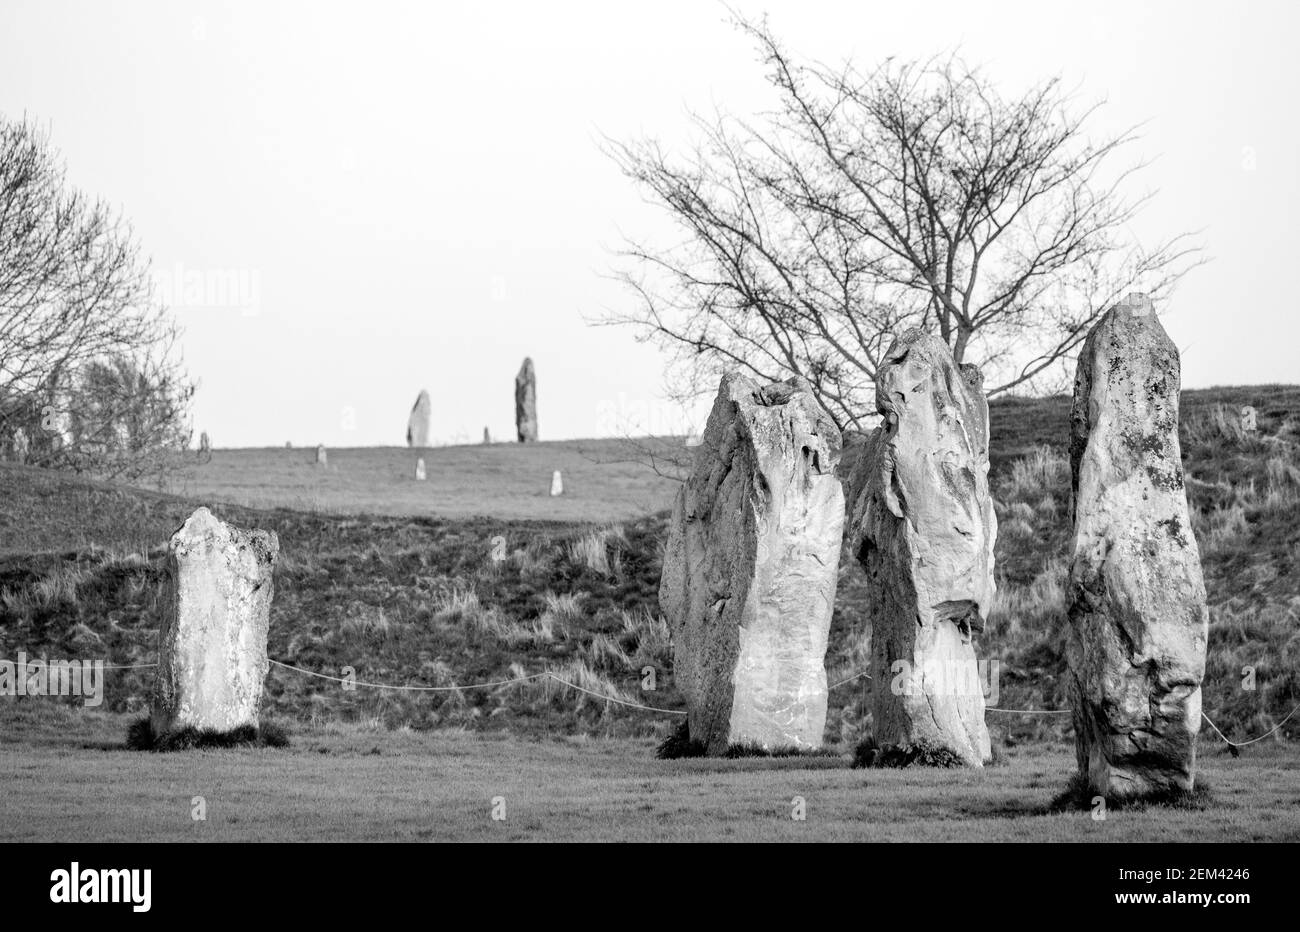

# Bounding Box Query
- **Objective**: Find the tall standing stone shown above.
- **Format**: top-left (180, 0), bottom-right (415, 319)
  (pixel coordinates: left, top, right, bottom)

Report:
top-left (1067, 293), bottom-right (1209, 799)
top-left (198, 431), bottom-right (210, 455)
top-left (152, 507), bottom-right (279, 736)
top-left (550, 470), bottom-right (563, 496)
top-left (846, 330), bottom-right (997, 767)
top-left (483, 426), bottom-right (491, 444)
top-left (660, 373), bottom-right (844, 754)
top-left (415, 457), bottom-right (426, 481)
top-left (315, 444), bottom-right (327, 467)
top-left (407, 389), bottom-right (432, 447)
top-left (515, 358), bottom-right (538, 442)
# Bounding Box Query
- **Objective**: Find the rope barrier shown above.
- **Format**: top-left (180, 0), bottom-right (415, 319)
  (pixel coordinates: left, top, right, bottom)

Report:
top-left (1201, 705), bottom-right (1300, 749)
top-left (267, 658), bottom-right (686, 715)
top-left (42, 656), bottom-right (1300, 747)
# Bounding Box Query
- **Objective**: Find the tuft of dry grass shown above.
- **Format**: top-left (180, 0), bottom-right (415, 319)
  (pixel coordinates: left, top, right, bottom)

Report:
top-left (567, 525), bottom-right (626, 577)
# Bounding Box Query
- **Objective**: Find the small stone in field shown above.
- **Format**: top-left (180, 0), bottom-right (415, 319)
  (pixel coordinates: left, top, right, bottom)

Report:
top-left (315, 445), bottom-right (327, 467)
top-left (415, 457), bottom-right (426, 481)
top-left (550, 470), bottom-right (563, 496)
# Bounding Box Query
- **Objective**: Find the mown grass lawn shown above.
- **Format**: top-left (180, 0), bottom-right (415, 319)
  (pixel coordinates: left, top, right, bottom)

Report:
top-left (2, 706), bottom-right (1296, 842)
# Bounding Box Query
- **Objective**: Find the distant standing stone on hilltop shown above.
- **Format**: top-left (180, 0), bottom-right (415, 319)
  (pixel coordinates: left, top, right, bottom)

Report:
top-left (11, 427), bottom-right (28, 463)
top-left (660, 373), bottom-right (844, 755)
top-left (198, 431), bottom-right (210, 454)
top-left (515, 358), bottom-right (538, 442)
top-left (846, 330), bottom-right (997, 767)
top-left (415, 457), bottom-right (426, 481)
top-left (407, 389), bottom-right (432, 447)
top-left (550, 470), bottom-right (563, 496)
top-left (153, 507), bottom-right (278, 736)
top-left (1066, 293), bottom-right (1209, 800)
top-left (315, 444), bottom-right (327, 467)
top-left (483, 426), bottom-right (491, 444)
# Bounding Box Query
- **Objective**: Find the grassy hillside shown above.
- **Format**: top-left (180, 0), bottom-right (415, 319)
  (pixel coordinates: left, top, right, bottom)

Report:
top-left (1, 385), bottom-right (1298, 751)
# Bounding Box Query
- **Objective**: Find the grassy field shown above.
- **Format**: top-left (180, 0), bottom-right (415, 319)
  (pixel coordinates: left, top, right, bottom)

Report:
top-left (1, 385), bottom-right (1298, 841)
top-left (2, 704), bottom-right (1297, 842)
top-left (159, 439), bottom-right (683, 522)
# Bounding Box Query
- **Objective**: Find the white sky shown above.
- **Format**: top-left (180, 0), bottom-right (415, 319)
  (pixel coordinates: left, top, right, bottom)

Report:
top-left (1, 0), bottom-right (1296, 446)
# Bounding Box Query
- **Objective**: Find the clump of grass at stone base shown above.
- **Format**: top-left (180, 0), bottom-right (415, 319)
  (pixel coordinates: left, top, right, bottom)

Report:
top-left (126, 717), bottom-right (290, 751)
top-left (851, 735), bottom-right (967, 768)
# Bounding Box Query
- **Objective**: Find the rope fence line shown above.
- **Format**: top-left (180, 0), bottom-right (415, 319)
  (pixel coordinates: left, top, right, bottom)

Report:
top-left (80, 656), bottom-right (1300, 747)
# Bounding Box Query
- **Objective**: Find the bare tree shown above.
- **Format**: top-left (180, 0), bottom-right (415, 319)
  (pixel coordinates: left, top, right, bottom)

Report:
top-left (604, 17), bottom-right (1203, 430)
top-left (0, 115), bottom-right (193, 480)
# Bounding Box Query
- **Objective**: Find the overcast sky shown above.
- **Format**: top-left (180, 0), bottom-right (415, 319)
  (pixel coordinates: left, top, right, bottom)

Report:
top-left (2, 0), bottom-right (1296, 446)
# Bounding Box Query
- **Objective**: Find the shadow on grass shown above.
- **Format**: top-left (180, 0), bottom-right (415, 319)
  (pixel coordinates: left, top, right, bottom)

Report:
top-left (1048, 773), bottom-right (1219, 813)
top-left (655, 721), bottom-right (846, 764)
top-left (125, 717), bottom-right (290, 752)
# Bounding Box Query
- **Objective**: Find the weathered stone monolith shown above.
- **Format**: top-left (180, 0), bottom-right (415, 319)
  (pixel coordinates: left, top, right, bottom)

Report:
top-left (483, 426), bottom-right (491, 444)
top-left (515, 358), bottom-right (538, 442)
top-left (407, 389), bottom-right (431, 447)
top-left (152, 507), bottom-right (279, 736)
top-left (415, 457), bottom-right (426, 481)
top-left (315, 444), bottom-right (327, 467)
top-left (550, 470), bottom-right (563, 496)
top-left (1067, 293), bottom-right (1209, 799)
top-left (1240, 405), bottom-right (1257, 432)
top-left (660, 373), bottom-right (844, 754)
top-left (845, 330), bottom-right (996, 767)
top-left (198, 431), bottom-right (210, 454)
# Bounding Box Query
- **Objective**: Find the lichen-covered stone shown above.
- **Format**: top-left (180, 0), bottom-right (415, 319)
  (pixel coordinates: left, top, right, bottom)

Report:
top-left (846, 330), bottom-right (996, 767)
top-left (1067, 293), bottom-right (1209, 798)
top-left (660, 373), bottom-right (844, 754)
top-left (152, 507), bottom-right (279, 735)
top-left (516, 358), bottom-right (538, 442)
top-left (407, 389), bottom-right (431, 447)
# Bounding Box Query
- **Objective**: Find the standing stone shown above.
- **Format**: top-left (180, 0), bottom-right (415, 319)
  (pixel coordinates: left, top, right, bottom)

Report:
top-left (660, 373), bottom-right (844, 754)
top-left (198, 431), bottom-right (210, 454)
top-left (515, 358), bottom-right (538, 442)
top-left (1067, 293), bottom-right (1209, 799)
top-left (152, 507), bottom-right (279, 736)
top-left (550, 470), bottom-right (563, 496)
top-left (407, 389), bottom-right (432, 447)
top-left (1240, 405), bottom-right (1257, 432)
top-left (415, 457), bottom-right (426, 481)
top-left (315, 444), bottom-right (327, 467)
top-left (845, 330), bottom-right (997, 767)
top-left (483, 426), bottom-right (491, 444)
